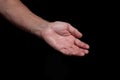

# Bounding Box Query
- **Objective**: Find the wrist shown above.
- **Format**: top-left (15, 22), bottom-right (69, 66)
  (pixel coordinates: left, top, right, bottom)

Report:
top-left (30, 19), bottom-right (51, 38)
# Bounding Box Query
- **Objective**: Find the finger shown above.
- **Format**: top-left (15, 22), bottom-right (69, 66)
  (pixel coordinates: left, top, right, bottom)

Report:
top-left (72, 45), bottom-right (86, 56)
top-left (82, 49), bottom-right (89, 54)
top-left (74, 39), bottom-right (90, 49)
top-left (67, 25), bottom-right (83, 38)
top-left (60, 48), bottom-right (71, 55)
top-left (66, 47), bottom-right (76, 55)
top-left (60, 46), bottom-right (88, 56)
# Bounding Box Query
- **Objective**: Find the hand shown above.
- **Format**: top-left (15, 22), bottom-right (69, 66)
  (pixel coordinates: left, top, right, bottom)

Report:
top-left (41, 21), bottom-right (89, 56)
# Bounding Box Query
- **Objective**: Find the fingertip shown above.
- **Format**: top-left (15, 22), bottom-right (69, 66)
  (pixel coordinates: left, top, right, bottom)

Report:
top-left (84, 50), bottom-right (89, 54)
top-left (75, 29), bottom-right (83, 38)
top-left (77, 50), bottom-right (85, 56)
top-left (86, 45), bottom-right (90, 49)
top-left (79, 52), bottom-right (85, 56)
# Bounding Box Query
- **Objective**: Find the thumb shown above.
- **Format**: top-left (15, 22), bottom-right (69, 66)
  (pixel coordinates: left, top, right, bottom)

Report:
top-left (67, 25), bottom-right (83, 38)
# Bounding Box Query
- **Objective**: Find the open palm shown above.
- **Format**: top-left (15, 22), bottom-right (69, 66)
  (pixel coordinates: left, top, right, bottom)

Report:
top-left (42, 21), bottom-right (89, 56)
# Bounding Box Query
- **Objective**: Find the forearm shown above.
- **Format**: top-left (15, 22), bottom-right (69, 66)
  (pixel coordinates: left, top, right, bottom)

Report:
top-left (0, 0), bottom-right (49, 37)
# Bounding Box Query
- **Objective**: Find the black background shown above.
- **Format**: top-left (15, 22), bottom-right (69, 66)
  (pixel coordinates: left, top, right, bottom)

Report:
top-left (0, 0), bottom-right (97, 80)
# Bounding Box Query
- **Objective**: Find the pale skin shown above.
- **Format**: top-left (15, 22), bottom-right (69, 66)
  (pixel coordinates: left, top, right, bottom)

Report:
top-left (0, 0), bottom-right (89, 56)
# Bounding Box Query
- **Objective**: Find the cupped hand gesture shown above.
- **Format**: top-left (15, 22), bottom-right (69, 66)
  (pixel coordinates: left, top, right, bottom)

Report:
top-left (41, 21), bottom-right (89, 56)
